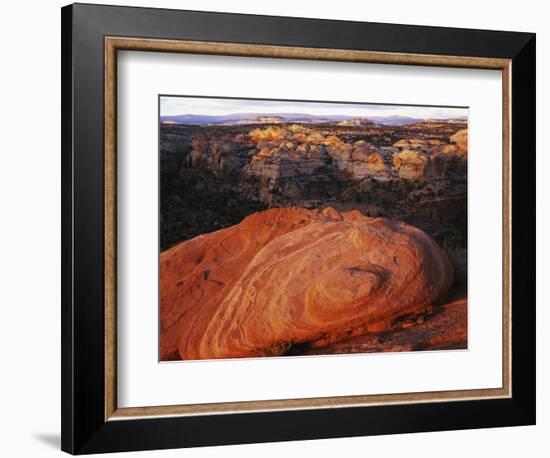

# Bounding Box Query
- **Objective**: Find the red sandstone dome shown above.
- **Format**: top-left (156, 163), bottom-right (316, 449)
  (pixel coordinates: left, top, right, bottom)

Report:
top-left (160, 207), bottom-right (454, 361)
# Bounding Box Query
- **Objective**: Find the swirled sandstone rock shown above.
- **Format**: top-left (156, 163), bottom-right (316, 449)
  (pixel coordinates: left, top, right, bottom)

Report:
top-left (160, 208), bottom-right (453, 360)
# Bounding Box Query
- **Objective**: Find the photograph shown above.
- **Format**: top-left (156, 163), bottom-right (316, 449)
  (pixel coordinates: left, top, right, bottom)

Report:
top-left (51, 1), bottom-right (539, 454)
top-left (0, 1), bottom-right (542, 456)
top-left (159, 96), bottom-right (469, 361)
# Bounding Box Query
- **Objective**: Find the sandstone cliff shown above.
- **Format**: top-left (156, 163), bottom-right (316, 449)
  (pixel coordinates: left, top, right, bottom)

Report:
top-left (450, 128), bottom-right (468, 155)
top-left (184, 124), bottom-right (468, 188)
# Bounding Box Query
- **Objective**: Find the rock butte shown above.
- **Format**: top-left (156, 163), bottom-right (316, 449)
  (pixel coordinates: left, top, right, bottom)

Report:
top-left (160, 207), bottom-right (454, 361)
top-left (184, 124), bottom-right (468, 184)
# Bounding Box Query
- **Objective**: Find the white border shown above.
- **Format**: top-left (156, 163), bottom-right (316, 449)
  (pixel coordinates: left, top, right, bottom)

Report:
top-left (117, 51), bottom-right (502, 408)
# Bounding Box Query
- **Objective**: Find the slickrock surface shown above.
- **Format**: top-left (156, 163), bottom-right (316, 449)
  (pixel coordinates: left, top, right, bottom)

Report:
top-left (160, 208), bottom-right (454, 361)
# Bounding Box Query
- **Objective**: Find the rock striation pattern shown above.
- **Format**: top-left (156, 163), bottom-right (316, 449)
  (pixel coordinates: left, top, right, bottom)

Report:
top-left (160, 207), bottom-right (454, 361)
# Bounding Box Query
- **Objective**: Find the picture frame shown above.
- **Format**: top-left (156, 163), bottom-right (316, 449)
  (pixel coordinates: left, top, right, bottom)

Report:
top-left (61, 3), bottom-right (536, 454)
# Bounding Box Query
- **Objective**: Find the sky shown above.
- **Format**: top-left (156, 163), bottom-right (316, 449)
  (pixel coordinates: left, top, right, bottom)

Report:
top-left (160, 96), bottom-right (468, 119)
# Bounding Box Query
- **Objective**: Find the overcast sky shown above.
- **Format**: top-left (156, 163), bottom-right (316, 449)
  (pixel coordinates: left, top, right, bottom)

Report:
top-left (160, 96), bottom-right (468, 119)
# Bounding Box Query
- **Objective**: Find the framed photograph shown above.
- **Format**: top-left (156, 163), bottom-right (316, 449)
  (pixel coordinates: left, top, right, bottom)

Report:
top-left (61, 3), bottom-right (536, 454)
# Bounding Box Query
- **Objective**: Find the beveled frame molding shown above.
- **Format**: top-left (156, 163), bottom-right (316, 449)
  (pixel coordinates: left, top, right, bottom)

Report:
top-left (104, 36), bottom-right (512, 422)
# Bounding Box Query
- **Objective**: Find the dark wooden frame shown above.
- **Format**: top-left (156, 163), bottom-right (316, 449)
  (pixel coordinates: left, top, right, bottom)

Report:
top-left (62, 3), bottom-right (536, 454)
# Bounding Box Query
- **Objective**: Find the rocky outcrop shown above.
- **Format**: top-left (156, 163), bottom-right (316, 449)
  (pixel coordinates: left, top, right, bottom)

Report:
top-left (187, 135), bottom-right (251, 177)
top-left (249, 126), bottom-right (288, 142)
top-left (393, 138), bottom-right (444, 149)
top-left (303, 298), bottom-right (467, 354)
top-left (326, 140), bottom-right (391, 179)
top-left (392, 149), bottom-right (427, 179)
top-left (390, 127), bottom-right (468, 179)
top-left (246, 142), bottom-right (334, 203)
top-left (183, 125), bottom-right (468, 188)
top-left (450, 129), bottom-right (468, 155)
top-left (248, 142), bottom-right (331, 180)
top-left (160, 207), bottom-right (454, 360)
top-left (181, 125), bottom-right (467, 193)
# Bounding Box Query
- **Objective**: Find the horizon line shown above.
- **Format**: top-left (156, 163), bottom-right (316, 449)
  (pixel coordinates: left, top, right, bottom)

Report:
top-left (159, 95), bottom-right (469, 120)
top-left (160, 112), bottom-right (468, 119)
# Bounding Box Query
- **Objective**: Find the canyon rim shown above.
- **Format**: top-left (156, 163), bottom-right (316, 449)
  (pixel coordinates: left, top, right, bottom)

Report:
top-left (159, 96), bottom-right (468, 361)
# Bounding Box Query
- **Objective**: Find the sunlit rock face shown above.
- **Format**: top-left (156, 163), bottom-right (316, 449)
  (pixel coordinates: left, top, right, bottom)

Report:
top-left (160, 207), bottom-right (453, 361)
top-left (392, 149), bottom-right (427, 179)
top-left (450, 128), bottom-right (468, 155)
top-left (184, 125), bottom-right (468, 192)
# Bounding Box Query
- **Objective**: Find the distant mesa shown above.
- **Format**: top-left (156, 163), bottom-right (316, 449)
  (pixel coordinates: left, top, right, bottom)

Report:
top-left (160, 112), bottom-right (343, 125)
top-left (367, 115), bottom-right (421, 126)
top-left (425, 117), bottom-right (468, 124)
top-left (251, 115), bottom-right (284, 124)
top-left (337, 117), bottom-right (375, 126)
top-left (159, 112), bottom-right (465, 126)
top-left (160, 207), bottom-right (454, 360)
